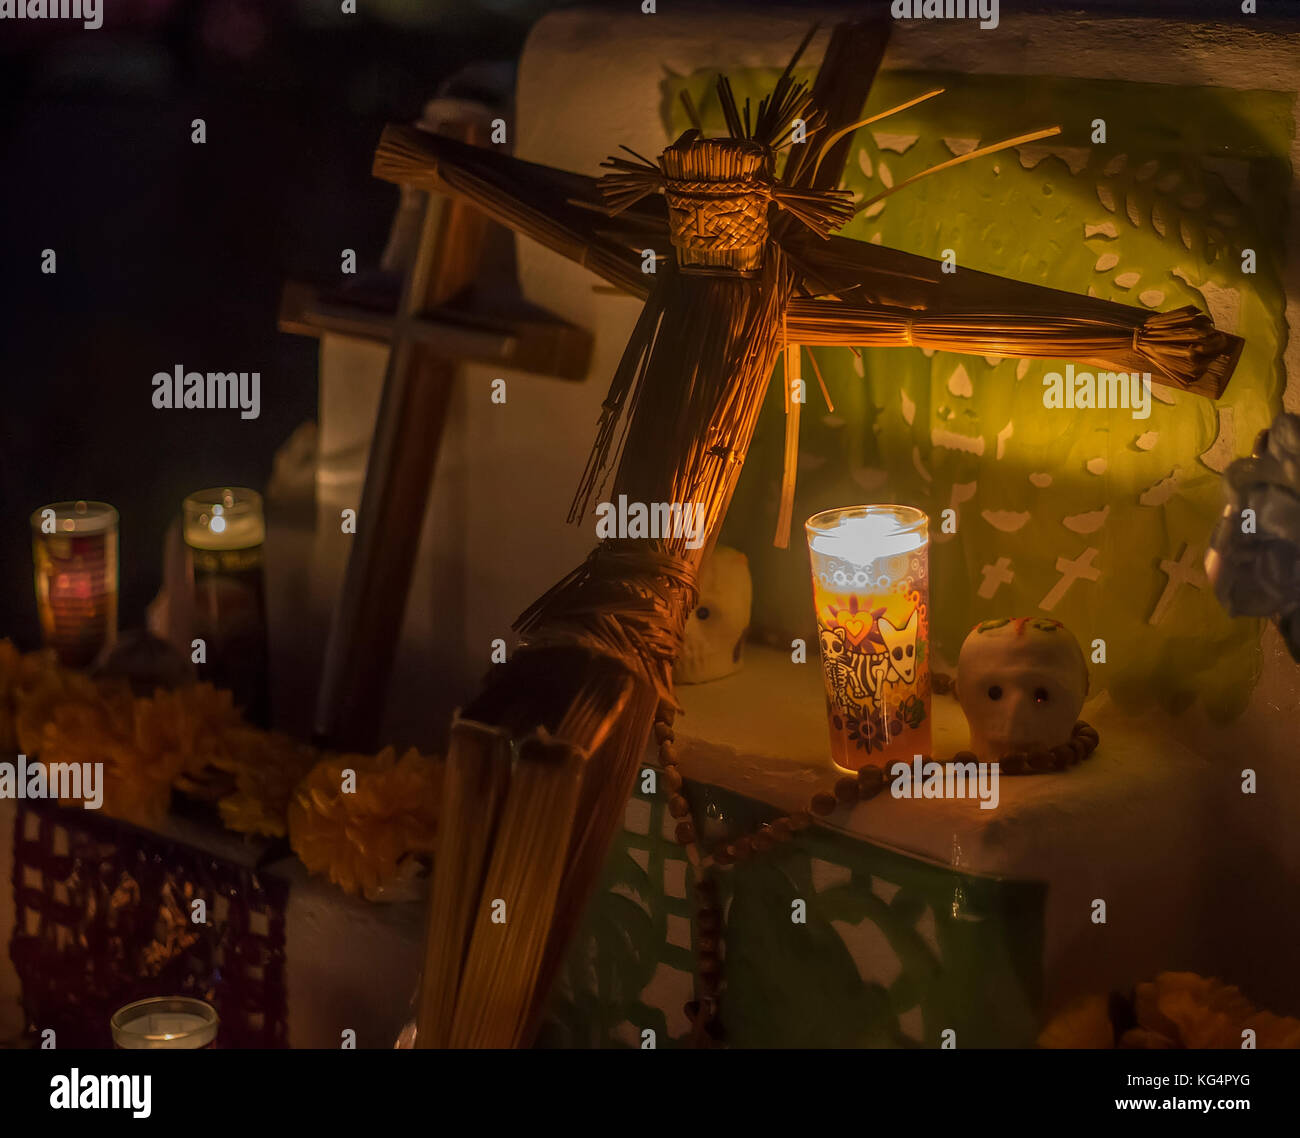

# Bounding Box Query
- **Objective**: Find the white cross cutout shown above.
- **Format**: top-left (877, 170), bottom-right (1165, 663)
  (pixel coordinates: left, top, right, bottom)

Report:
top-left (1149, 542), bottom-right (1207, 625)
top-left (978, 557), bottom-right (1015, 599)
top-left (1040, 547), bottom-right (1101, 612)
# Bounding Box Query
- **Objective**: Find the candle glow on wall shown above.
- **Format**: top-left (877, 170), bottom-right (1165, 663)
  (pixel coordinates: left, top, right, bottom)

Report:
top-left (30, 501), bottom-right (119, 669)
top-left (806, 505), bottom-right (931, 774)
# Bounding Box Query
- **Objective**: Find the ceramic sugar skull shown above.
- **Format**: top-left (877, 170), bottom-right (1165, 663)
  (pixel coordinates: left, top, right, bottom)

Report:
top-left (955, 618), bottom-right (1089, 761)
top-left (675, 545), bottom-right (752, 684)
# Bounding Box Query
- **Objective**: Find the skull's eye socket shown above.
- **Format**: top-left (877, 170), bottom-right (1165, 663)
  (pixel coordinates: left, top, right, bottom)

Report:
top-left (892, 647), bottom-right (903, 660)
top-left (1034, 687), bottom-right (1050, 703)
top-left (987, 685), bottom-right (1003, 701)
top-left (906, 645), bottom-right (914, 657)
top-left (696, 606), bottom-right (710, 620)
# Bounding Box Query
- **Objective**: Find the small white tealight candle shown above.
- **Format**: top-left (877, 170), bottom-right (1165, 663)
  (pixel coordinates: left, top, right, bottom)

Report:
top-left (111, 997), bottom-right (219, 1049)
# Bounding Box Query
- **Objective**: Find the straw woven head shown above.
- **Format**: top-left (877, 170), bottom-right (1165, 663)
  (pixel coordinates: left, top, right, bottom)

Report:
top-left (660, 138), bottom-right (772, 274)
top-left (596, 65), bottom-right (856, 280)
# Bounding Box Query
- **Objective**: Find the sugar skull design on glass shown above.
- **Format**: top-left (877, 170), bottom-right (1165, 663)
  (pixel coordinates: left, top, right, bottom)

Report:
top-left (806, 505), bottom-right (931, 773)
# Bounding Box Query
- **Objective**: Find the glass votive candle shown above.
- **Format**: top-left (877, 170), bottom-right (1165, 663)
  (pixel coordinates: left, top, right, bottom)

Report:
top-left (182, 487), bottom-right (270, 725)
top-left (110, 997), bottom-right (219, 1049)
top-left (806, 504), bottom-right (931, 774)
top-left (30, 500), bottom-right (119, 668)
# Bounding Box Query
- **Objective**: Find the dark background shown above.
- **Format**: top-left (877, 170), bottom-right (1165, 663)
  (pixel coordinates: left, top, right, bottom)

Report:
top-left (0, 0), bottom-right (563, 647)
top-left (0, 0), bottom-right (1290, 648)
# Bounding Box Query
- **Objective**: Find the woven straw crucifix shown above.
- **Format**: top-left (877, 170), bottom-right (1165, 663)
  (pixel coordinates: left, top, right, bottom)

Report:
top-left (369, 21), bottom-right (1242, 1047)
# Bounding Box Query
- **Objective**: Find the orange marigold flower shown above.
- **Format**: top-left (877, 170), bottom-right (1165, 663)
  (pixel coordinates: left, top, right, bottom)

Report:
top-left (214, 728), bottom-right (318, 838)
top-left (288, 747), bottom-right (442, 898)
top-left (1038, 994), bottom-right (1115, 1049)
top-left (1135, 972), bottom-right (1257, 1049)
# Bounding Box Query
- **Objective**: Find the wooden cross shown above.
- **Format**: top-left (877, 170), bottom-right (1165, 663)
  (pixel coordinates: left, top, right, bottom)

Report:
top-left (376, 19), bottom-right (1245, 1048)
top-left (363, 20), bottom-right (1241, 695)
top-left (279, 112), bottom-right (592, 751)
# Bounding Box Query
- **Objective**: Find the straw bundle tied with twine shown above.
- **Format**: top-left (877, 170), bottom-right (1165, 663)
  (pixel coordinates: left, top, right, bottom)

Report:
top-left (369, 21), bottom-right (1243, 1047)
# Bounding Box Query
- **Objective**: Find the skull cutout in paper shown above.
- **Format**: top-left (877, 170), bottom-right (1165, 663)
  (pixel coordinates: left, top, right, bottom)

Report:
top-left (955, 618), bottom-right (1089, 761)
top-left (674, 546), bottom-right (752, 684)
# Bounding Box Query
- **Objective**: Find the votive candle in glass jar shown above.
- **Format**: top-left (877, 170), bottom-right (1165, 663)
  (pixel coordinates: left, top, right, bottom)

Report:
top-left (110, 997), bottom-right (219, 1049)
top-left (30, 500), bottom-right (119, 668)
top-left (806, 505), bottom-right (931, 774)
top-left (182, 487), bottom-right (270, 725)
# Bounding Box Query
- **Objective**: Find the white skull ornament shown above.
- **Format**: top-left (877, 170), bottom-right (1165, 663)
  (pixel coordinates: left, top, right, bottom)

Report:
top-left (955, 618), bottom-right (1089, 762)
top-left (674, 546), bottom-right (752, 684)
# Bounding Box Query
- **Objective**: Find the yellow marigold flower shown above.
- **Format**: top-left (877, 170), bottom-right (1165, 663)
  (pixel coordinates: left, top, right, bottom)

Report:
top-left (2, 639), bottom-right (448, 894)
top-left (13, 653), bottom-right (102, 756)
top-left (214, 728), bottom-right (318, 838)
top-left (1245, 1011), bottom-right (1300, 1049)
top-left (288, 747), bottom-right (441, 898)
top-left (1048, 973), bottom-right (1299, 1051)
top-left (1116, 972), bottom-right (1299, 1049)
top-left (42, 698), bottom-right (174, 825)
top-left (1038, 994), bottom-right (1114, 1048)
top-left (132, 684), bottom-right (242, 783)
top-left (1119, 1027), bottom-right (1179, 1049)
top-left (1136, 972), bottom-right (1256, 1049)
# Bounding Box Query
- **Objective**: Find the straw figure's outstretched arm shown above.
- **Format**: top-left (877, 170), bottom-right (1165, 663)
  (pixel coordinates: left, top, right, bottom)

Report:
top-left (376, 115), bottom-right (1241, 401)
top-left (782, 231), bottom-right (1242, 397)
top-left (374, 125), bottom-right (655, 297)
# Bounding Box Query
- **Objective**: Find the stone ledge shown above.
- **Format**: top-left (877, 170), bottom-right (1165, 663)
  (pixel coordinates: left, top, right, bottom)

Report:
top-left (670, 644), bottom-right (1228, 1008)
